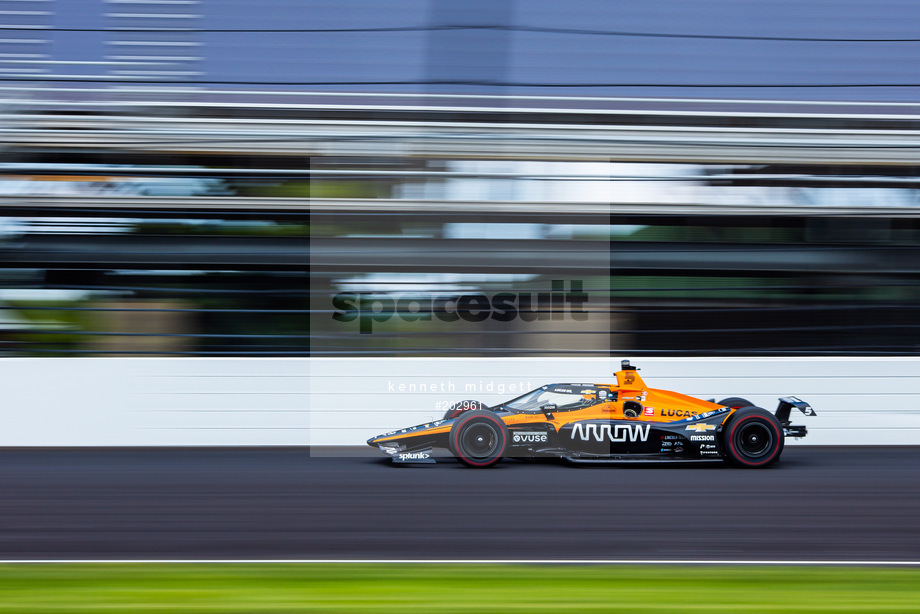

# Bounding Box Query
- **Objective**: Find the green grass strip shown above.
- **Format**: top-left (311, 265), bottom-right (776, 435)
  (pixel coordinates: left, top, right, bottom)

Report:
top-left (0, 564), bottom-right (919, 613)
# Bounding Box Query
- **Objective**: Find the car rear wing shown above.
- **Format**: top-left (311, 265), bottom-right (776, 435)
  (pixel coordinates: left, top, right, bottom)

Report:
top-left (775, 396), bottom-right (815, 438)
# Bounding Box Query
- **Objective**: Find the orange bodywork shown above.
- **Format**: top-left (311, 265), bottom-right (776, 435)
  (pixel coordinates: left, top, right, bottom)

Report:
top-left (369, 361), bottom-right (813, 468)
top-left (373, 366), bottom-right (732, 443)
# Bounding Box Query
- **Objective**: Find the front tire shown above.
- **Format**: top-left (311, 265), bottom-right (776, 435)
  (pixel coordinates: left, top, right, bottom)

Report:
top-left (443, 399), bottom-right (487, 420)
top-left (723, 407), bottom-right (784, 468)
top-left (449, 410), bottom-right (508, 468)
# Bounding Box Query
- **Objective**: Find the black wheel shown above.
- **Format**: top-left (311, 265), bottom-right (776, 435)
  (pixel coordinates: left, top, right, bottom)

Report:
top-left (718, 397), bottom-right (754, 409)
top-left (443, 400), bottom-right (487, 420)
top-left (448, 410), bottom-right (508, 468)
top-left (723, 407), bottom-right (784, 468)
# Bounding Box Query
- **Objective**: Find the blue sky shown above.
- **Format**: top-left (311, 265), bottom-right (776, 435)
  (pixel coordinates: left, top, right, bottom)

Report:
top-left (5, 0), bottom-right (920, 100)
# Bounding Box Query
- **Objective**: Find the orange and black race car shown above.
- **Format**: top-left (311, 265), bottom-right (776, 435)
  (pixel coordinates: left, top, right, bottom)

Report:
top-left (367, 360), bottom-right (815, 468)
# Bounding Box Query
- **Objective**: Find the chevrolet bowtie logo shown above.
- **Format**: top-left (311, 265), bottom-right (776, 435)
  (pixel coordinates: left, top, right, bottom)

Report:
top-left (685, 423), bottom-right (716, 432)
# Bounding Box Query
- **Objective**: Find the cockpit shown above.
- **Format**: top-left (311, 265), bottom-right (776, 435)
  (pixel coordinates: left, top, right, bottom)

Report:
top-left (503, 384), bottom-right (606, 413)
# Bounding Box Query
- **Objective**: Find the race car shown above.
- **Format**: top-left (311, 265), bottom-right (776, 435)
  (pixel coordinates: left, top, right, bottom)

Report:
top-left (367, 360), bottom-right (815, 468)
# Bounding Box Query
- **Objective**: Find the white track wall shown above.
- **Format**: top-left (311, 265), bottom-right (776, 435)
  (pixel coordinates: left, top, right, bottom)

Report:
top-left (1, 357), bottom-right (918, 446)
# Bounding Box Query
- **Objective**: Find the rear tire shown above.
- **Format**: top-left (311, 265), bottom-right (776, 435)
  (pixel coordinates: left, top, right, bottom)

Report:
top-left (723, 407), bottom-right (784, 468)
top-left (449, 410), bottom-right (508, 468)
top-left (718, 397), bottom-right (754, 409)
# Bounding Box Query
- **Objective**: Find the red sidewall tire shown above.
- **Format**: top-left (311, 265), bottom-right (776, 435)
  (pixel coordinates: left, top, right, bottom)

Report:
top-left (443, 400), bottom-right (487, 420)
top-left (718, 397), bottom-right (754, 409)
top-left (724, 408), bottom-right (784, 468)
top-left (449, 410), bottom-right (508, 468)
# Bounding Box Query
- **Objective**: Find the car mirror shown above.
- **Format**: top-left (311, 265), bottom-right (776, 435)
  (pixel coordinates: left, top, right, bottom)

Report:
top-left (540, 403), bottom-right (556, 419)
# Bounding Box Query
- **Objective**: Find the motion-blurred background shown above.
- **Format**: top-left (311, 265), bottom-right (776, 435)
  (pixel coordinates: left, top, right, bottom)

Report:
top-left (2, 0), bottom-right (920, 358)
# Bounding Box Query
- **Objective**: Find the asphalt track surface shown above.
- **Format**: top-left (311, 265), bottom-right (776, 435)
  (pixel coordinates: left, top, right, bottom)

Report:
top-left (1, 446), bottom-right (919, 562)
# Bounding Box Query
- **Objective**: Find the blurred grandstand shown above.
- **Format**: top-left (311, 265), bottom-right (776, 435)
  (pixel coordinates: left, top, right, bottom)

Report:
top-left (1, 0), bottom-right (920, 356)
